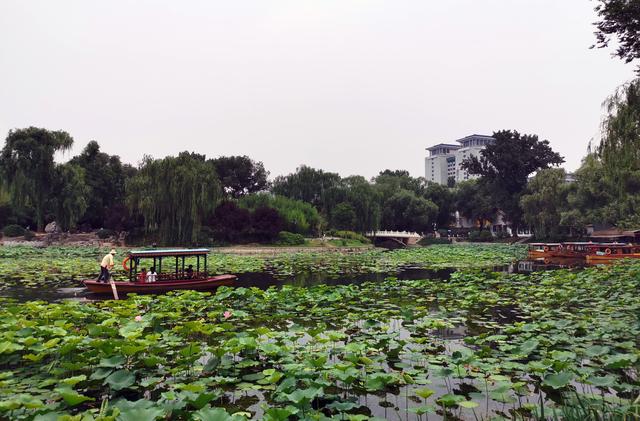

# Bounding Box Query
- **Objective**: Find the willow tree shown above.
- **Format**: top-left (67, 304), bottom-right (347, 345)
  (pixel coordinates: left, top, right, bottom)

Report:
top-left (0, 127), bottom-right (74, 231)
top-left (50, 163), bottom-right (90, 231)
top-left (126, 152), bottom-right (222, 245)
top-left (597, 79), bottom-right (640, 227)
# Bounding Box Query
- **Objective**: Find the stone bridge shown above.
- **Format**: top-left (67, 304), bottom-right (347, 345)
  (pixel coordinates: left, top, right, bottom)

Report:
top-left (364, 230), bottom-right (423, 248)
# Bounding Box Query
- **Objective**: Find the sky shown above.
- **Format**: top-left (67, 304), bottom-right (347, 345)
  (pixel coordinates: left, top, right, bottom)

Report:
top-left (0, 0), bottom-right (635, 180)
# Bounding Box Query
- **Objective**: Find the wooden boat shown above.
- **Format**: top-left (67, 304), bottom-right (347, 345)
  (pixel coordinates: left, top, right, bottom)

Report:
top-left (84, 275), bottom-right (236, 294)
top-left (550, 242), bottom-right (594, 258)
top-left (585, 243), bottom-right (640, 263)
top-left (84, 248), bottom-right (236, 295)
top-left (527, 243), bottom-right (562, 258)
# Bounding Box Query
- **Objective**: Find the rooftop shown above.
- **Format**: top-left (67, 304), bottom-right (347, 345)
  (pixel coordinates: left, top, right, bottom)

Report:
top-left (456, 134), bottom-right (495, 144)
top-left (426, 143), bottom-right (460, 151)
top-left (129, 248), bottom-right (210, 258)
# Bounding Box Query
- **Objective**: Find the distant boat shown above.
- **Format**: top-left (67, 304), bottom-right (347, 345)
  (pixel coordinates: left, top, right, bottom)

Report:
top-left (585, 243), bottom-right (640, 263)
top-left (83, 248), bottom-right (236, 295)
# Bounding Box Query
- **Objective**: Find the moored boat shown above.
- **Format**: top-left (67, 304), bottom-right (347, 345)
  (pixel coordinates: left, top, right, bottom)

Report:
top-left (83, 248), bottom-right (236, 295)
top-left (527, 243), bottom-right (562, 258)
top-left (550, 242), bottom-right (594, 258)
top-left (585, 243), bottom-right (640, 263)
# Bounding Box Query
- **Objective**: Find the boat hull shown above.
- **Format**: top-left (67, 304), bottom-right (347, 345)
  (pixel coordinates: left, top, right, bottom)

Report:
top-left (83, 275), bottom-right (236, 295)
top-left (586, 254), bottom-right (640, 263)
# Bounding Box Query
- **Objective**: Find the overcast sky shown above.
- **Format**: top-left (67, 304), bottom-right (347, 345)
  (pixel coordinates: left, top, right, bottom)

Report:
top-left (0, 0), bottom-right (635, 179)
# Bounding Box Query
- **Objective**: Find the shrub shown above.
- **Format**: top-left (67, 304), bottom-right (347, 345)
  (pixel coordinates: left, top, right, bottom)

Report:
top-left (468, 230), bottom-right (494, 242)
top-left (3, 224), bottom-right (26, 237)
top-left (328, 230), bottom-right (371, 244)
top-left (276, 231), bottom-right (306, 246)
top-left (418, 237), bottom-right (452, 246)
top-left (23, 230), bottom-right (36, 241)
top-left (96, 228), bottom-right (116, 239)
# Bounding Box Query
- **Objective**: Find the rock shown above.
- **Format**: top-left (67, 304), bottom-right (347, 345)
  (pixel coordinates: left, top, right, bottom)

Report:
top-left (45, 221), bottom-right (59, 233)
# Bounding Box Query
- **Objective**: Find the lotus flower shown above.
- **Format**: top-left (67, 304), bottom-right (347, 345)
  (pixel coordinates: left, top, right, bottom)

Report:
top-left (223, 311), bottom-right (232, 319)
top-left (135, 315), bottom-right (143, 322)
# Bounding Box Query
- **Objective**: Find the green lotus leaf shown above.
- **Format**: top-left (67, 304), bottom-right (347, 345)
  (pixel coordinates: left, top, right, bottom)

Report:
top-left (543, 372), bottom-right (574, 389)
top-left (55, 387), bottom-right (94, 407)
top-left (104, 369), bottom-right (136, 391)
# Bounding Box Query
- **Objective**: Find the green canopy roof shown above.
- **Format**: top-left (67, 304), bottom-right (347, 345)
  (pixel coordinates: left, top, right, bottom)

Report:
top-left (128, 248), bottom-right (209, 258)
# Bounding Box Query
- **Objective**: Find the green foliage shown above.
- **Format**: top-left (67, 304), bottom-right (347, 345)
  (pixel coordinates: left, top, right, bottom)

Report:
top-left (211, 155), bottom-right (269, 199)
top-left (462, 130), bottom-right (564, 233)
top-left (69, 141), bottom-right (135, 230)
top-left (521, 168), bottom-right (571, 240)
top-left (0, 258), bottom-right (639, 419)
top-left (417, 237), bottom-right (451, 246)
top-left (0, 127), bottom-right (74, 230)
top-left (593, 0), bottom-right (640, 73)
top-left (330, 202), bottom-right (357, 230)
top-left (271, 165), bottom-right (341, 210)
top-left (96, 228), bottom-right (115, 239)
top-left (276, 231), bottom-right (306, 246)
top-left (126, 152), bottom-right (222, 245)
top-left (468, 230), bottom-right (493, 242)
top-left (328, 230), bottom-right (370, 244)
top-left (49, 163), bottom-right (89, 231)
top-left (454, 180), bottom-right (495, 227)
top-left (2, 224), bottom-right (25, 237)
top-left (239, 193), bottom-right (322, 236)
top-left (381, 189), bottom-right (437, 233)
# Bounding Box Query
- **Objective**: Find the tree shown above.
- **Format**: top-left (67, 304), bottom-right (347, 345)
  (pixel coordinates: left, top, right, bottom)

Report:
top-left (126, 152), bottom-right (222, 245)
top-left (239, 193), bottom-right (322, 236)
top-left (454, 180), bottom-right (496, 229)
top-left (381, 190), bottom-right (437, 233)
top-left (271, 166), bottom-right (341, 211)
top-left (331, 202), bottom-right (357, 230)
top-left (593, 0), bottom-right (640, 72)
top-left (70, 140), bottom-right (136, 229)
top-left (211, 155), bottom-right (269, 198)
top-left (598, 80), bottom-right (640, 199)
top-left (461, 130), bottom-right (564, 234)
top-left (520, 168), bottom-right (570, 240)
top-left (424, 182), bottom-right (456, 228)
top-left (209, 201), bottom-right (252, 243)
top-left (251, 206), bottom-right (284, 242)
top-left (50, 164), bottom-right (90, 231)
top-left (326, 176), bottom-right (381, 233)
top-left (0, 127), bottom-right (74, 231)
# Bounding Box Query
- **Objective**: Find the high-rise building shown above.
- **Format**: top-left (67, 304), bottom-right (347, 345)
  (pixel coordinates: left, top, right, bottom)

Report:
top-left (425, 134), bottom-right (495, 185)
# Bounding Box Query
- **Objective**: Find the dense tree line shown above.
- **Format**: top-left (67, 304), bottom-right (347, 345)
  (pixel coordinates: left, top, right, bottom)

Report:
top-left (2, 82), bottom-right (639, 245)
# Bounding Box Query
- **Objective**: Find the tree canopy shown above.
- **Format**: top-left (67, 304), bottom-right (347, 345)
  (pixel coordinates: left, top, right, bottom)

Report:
top-left (0, 127), bottom-right (74, 231)
top-left (211, 155), bottom-right (269, 199)
top-left (520, 168), bottom-right (570, 240)
top-left (126, 152), bottom-right (222, 245)
top-left (593, 0), bottom-right (640, 72)
top-left (461, 130), bottom-right (564, 233)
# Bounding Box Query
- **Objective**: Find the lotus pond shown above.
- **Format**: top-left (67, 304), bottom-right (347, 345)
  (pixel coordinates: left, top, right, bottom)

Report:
top-left (0, 244), bottom-right (527, 301)
top-left (1, 248), bottom-right (639, 420)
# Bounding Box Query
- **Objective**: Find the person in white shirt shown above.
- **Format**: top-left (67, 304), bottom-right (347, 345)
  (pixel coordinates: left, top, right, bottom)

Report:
top-left (146, 267), bottom-right (157, 283)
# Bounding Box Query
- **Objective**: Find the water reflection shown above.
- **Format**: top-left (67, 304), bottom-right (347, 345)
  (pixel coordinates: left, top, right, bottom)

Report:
top-left (1, 258), bottom-right (588, 303)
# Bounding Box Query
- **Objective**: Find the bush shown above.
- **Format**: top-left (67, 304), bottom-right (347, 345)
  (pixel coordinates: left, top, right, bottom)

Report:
top-left (468, 230), bottom-right (494, 242)
top-left (3, 224), bottom-right (26, 237)
top-left (418, 237), bottom-right (452, 246)
top-left (276, 231), bottom-right (306, 246)
top-left (96, 228), bottom-right (116, 239)
top-left (23, 230), bottom-right (36, 241)
top-left (328, 230), bottom-right (371, 244)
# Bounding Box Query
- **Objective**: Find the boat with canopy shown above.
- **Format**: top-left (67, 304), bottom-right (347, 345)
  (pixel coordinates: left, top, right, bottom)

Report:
top-left (83, 248), bottom-right (235, 294)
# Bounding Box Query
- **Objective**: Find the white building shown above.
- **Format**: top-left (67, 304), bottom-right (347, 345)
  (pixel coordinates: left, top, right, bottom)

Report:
top-left (425, 134), bottom-right (495, 185)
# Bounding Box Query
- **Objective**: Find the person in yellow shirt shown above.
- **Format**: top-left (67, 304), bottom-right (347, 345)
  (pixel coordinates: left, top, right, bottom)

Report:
top-left (98, 249), bottom-right (116, 282)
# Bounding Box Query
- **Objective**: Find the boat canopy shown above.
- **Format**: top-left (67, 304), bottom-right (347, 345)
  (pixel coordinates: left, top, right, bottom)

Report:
top-left (128, 248), bottom-right (210, 258)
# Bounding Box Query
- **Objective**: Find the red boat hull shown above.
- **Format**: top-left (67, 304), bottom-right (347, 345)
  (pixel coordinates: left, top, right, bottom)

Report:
top-left (83, 275), bottom-right (236, 295)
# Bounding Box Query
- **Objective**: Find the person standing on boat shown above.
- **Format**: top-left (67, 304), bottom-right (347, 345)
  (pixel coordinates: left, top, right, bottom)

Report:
top-left (98, 249), bottom-right (116, 282)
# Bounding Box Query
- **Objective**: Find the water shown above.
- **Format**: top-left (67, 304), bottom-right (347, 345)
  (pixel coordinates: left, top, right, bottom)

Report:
top-left (0, 259), bottom-right (585, 303)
